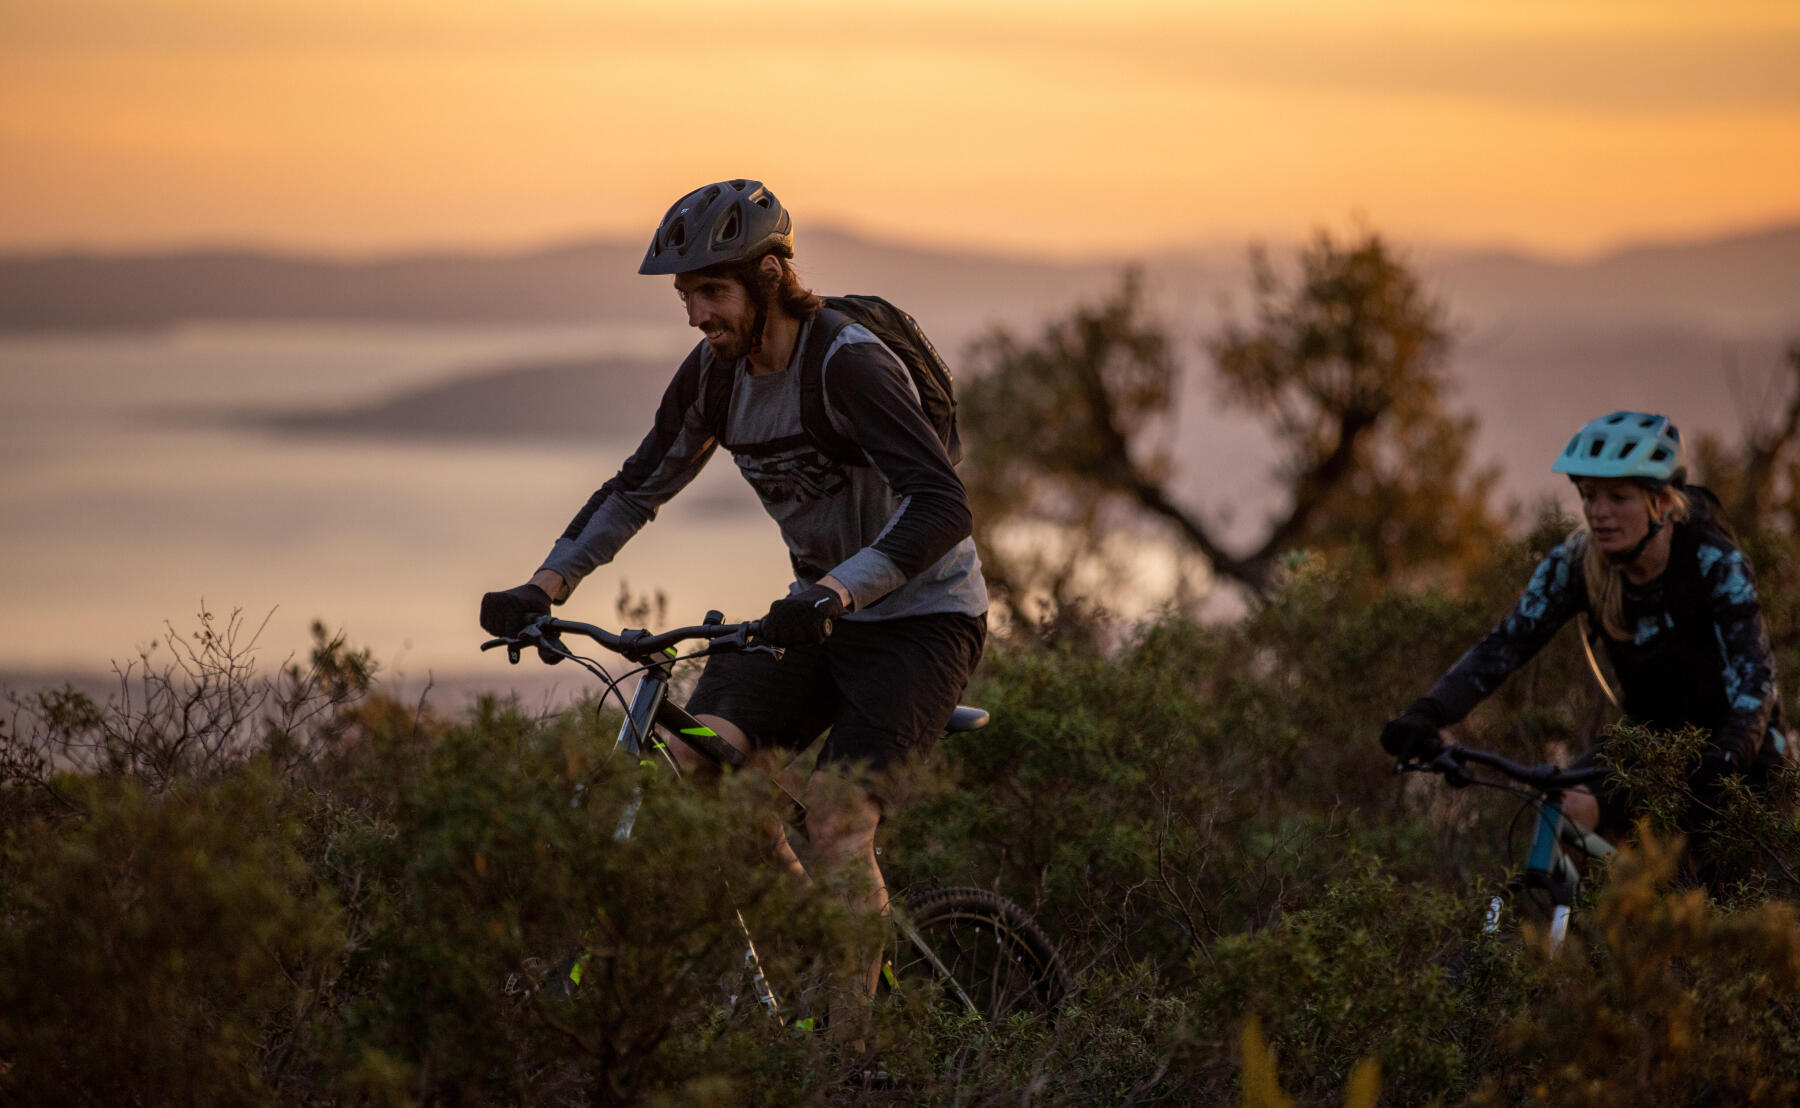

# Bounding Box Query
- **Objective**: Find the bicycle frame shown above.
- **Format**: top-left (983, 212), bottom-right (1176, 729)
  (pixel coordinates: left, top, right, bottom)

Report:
top-left (487, 614), bottom-right (1008, 1019)
top-left (607, 649), bottom-right (743, 836)
top-left (603, 651), bottom-right (984, 1015)
top-left (1489, 786), bottom-right (1616, 952)
top-left (613, 650), bottom-right (720, 762)
top-left (1412, 745), bottom-right (1615, 955)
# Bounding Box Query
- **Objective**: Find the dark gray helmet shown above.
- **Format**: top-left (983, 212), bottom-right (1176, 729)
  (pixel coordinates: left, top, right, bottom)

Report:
top-left (638, 179), bottom-right (793, 275)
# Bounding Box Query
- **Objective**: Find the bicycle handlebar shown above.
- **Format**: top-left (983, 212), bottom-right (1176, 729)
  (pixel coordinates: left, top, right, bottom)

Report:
top-left (1407, 744), bottom-right (1609, 792)
top-left (481, 610), bottom-right (769, 664)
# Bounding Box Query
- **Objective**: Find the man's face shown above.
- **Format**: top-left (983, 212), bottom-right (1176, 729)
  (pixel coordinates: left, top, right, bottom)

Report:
top-left (674, 271), bottom-right (755, 361)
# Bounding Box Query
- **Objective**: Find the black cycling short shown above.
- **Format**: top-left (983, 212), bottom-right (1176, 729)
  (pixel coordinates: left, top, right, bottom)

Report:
top-left (685, 611), bottom-right (985, 808)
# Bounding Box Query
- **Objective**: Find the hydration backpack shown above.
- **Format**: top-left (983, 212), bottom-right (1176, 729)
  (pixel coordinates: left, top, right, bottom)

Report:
top-left (701, 294), bottom-right (962, 466)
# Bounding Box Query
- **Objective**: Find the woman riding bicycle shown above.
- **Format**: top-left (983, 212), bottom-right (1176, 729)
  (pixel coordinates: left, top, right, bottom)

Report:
top-left (1381, 411), bottom-right (1788, 870)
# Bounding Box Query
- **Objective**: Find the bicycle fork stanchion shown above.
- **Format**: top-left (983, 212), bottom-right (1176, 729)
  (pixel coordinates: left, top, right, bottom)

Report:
top-left (736, 911), bottom-right (784, 1020)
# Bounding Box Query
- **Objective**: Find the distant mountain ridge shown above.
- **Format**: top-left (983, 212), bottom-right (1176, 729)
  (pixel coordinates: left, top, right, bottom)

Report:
top-left (256, 354), bottom-right (672, 442)
top-left (4, 223), bottom-right (1796, 338)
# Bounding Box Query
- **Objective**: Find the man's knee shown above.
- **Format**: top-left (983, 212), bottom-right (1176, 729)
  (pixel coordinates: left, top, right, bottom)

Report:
top-left (802, 774), bottom-right (880, 862)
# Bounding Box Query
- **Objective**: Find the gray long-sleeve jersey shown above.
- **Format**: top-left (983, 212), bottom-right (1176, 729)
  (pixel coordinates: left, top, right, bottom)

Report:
top-left (540, 317), bottom-right (988, 621)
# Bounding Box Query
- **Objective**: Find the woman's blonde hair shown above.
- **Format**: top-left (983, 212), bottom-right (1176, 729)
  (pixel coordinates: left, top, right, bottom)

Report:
top-left (1578, 483), bottom-right (1690, 640)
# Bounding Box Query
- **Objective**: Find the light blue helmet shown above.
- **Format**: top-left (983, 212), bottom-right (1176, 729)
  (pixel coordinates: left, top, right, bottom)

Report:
top-left (1551, 411), bottom-right (1686, 487)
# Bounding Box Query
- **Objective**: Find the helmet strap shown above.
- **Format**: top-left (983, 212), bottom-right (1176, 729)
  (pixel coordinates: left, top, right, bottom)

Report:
top-left (738, 256), bottom-right (774, 360)
top-left (748, 302), bottom-right (768, 359)
top-left (1605, 517), bottom-right (1665, 566)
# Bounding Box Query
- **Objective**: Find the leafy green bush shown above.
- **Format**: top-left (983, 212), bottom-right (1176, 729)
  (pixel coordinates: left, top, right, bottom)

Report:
top-left (0, 763), bottom-right (342, 1106)
top-left (4, 525), bottom-right (1799, 1103)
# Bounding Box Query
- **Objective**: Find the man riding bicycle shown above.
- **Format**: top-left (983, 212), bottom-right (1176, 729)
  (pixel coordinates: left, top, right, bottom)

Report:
top-left (479, 179), bottom-right (988, 1041)
top-left (1382, 412), bottom-right (1788, 883)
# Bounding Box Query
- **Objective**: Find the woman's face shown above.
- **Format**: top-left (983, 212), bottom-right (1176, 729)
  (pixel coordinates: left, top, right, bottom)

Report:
top-left (1576, 477), bottom-right (1654, 556)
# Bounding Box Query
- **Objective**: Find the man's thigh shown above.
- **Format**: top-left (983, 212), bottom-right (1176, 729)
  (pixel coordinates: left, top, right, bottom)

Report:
top-left (685, 641), bottom-right (839, 754)
top-left (816, 612), bottom-right (986, 808)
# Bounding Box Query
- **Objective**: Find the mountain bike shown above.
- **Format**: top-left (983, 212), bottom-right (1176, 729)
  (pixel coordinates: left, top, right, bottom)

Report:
top-left (1400, 744), bottom-right (1615, 954)
top-left (482, 610), bottom-right (1072, 1022)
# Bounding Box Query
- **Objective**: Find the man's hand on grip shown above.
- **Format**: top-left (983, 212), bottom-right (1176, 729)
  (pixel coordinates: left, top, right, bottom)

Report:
top-left (759, 583), bottom-right (844, 647)
top-left (480, 582), bottom-right (552, 638)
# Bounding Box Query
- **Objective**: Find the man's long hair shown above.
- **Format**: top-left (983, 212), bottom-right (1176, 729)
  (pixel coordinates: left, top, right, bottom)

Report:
top-left (705, 246), bottom-right (824, 320)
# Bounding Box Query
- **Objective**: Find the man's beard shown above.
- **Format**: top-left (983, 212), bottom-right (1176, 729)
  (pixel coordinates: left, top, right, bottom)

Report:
top-left (702, 330), bottom-right (745, 361)
top-left (702, 322), bottom-right (751, 361)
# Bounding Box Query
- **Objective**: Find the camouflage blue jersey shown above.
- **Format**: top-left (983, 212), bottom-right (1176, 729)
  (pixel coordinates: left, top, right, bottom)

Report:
top-left (1427, 497), bottom-right (1785, 762)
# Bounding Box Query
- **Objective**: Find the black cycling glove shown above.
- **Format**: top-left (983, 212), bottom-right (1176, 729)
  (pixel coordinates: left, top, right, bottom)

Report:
top-left (760, 584), bottom-right (844, 647)
top-left (480, 582), bottom-right (552, 638)
top-left (1380, 698), bottom-right (1448, 762)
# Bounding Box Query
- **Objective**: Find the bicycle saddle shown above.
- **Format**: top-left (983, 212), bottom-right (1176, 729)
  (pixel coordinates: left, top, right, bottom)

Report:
top-left (946, 705), bottom-right (990, 732)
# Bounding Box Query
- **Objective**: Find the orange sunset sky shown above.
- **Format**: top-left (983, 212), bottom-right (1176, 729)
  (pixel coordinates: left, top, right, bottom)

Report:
top-left (4, 0), bottom-right (1798, 259)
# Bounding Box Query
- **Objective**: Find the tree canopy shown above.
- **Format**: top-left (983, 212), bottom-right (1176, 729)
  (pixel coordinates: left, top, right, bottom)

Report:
top-left (960, 229), bottom-right (1508, 625)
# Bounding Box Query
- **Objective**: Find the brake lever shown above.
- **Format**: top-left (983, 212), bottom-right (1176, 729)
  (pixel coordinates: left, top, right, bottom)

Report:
top-left (712, 622), bottom-right (784, 658)
top-left (690, 626), bottom-right (784, 661)
top-left (1426, 749), bottom-right (1474, 789)
top-left (480, 637), bottom-right (525, 665)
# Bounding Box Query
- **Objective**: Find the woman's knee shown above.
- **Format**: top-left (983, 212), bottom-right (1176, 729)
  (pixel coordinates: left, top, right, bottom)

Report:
top-left (1564, 785), bottom-right (1601, 832)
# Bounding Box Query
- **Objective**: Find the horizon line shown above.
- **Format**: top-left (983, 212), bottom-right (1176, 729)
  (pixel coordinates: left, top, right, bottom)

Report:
top-left (3, 214), bottom-right (1798, 269)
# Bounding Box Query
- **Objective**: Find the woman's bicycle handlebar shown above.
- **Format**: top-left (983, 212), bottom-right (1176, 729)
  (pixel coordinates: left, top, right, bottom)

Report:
top-left (1405, 744), bottom-right (1610, 793)
top-left (481, 611), bottom-right (770, 665)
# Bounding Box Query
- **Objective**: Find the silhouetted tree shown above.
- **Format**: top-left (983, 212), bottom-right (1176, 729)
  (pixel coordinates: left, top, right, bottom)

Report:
top-left (961, 230), bottom-right (1507, 624)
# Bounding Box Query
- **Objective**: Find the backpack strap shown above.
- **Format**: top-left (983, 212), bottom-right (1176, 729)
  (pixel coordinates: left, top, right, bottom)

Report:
top-left (798, 306), bottom-right (870, 466)
top-left (693, 342), bottom-right (735, 448)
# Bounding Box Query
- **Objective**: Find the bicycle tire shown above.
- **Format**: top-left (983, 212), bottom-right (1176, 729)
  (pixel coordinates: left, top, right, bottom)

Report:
top-left (890, 886), bottom-right (1072, 1019)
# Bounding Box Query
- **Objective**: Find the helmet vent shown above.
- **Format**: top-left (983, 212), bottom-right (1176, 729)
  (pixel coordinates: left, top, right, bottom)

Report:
top-left (1586, 440), bottom-right (1607, 458)
top-left (1650, 447), bottom-right (1670, 462)
top-left (717, 207), bottom-right (741, 243)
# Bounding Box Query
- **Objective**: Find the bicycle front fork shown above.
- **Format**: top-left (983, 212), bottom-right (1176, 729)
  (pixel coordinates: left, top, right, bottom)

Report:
top-left (1483, 797), bottom-right (1579, 953)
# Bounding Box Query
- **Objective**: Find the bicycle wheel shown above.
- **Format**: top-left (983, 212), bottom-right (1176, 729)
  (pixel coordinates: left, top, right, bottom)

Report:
top-left (890, 886), bottom-right (1072, 1019)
